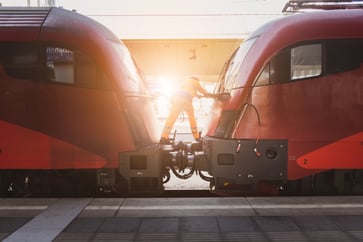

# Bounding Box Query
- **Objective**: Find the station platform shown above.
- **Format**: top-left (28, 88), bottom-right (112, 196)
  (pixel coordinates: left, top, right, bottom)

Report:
top-left (1, 196), bottom-right (363, 241)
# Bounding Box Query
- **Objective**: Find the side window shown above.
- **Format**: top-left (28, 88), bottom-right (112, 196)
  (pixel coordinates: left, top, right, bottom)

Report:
top-left (255, 43), bottom-right (322, 86)
top-left (326, 39), bottom-right (363, 74)
top-left (291, 44), bottom-right (322, 80)
top-left (46, 46), bottom-right (111, 89)
top-left (0, 43), bottom-right (111, 90)
top-left (256, 48), bottom-right (290, 86)
top-left (255, 63), bottom-right (270, 86)
top-left (0, 43), bottom-right (41, 81)
top-left (46, 47), bottom-right (74, 84)
top-left (74, 50), bottom-right (97, 88)
top-left (270, 48), bottom-right (290, 84)
top-left (255, 40), bottom-right (362, 87)
top-left (75, 49), bottom-right (111, 89)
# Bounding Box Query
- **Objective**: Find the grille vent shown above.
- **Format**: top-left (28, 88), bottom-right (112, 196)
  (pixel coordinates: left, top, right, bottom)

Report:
top-left (0, 7), bottom-right (50, 27)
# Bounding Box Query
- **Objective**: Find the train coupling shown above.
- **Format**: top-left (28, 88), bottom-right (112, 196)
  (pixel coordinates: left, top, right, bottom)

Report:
top-left (119, 138), bottom-right (212, 194)
top-left (160, 139), bottom-right (212, 183)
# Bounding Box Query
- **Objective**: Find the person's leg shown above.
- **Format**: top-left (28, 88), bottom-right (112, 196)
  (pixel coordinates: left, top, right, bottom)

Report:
top-left (184, 102), bottom-right (200, 140)
top-left (161, 102), bottom-right (183, 140)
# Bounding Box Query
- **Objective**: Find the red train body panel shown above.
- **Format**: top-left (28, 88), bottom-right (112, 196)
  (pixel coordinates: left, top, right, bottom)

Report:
top-left (0, 7), bottom-right (159, 194)
top-left (202, 10), bottom-right (363, 193)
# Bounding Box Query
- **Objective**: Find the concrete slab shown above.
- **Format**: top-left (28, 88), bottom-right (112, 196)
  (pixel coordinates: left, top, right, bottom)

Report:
top-left (291, 215), bottom-right (340, 231)
top-left (220, 232), bottom-right (267, 241)
top-left (304, 230), bottom-right (352, 241)
top-left (117, 197), bottom-right (255, 217)
top-left (0, 233), bottom-right (8, 241)
top-left (94, 233), bottom-right (136, 241)
top-left (348, 231), bottom-right (363, 241)
top-left (217, 216), bottom-right (259, 232)
top-left (6, 196), bottom-right (363, 241)
top-left (264, 231), bottom-right (308, 241)
top-left (54, 232), bottom-right (95, 241)
top-left (98, 217), bottom-right (141, 233)
top-left (252, 216), bottom-right (299, 232)
top-left (179, 232), bottom-right (223, 241)
top-left (0, 198), bottom-right (56, 217)
top-left (3, 198), bottom-right (90, 242)
top-left (0, 198), bottom-right (57, 206)
top-left (333, 215), bottom-right (363, 231)
top-left (79, 198), bottom-right (125, 217)
top-left (139, 217), bottom-right (179, 233)
top-left (62, 217), bottom-right (105, 233)
top-left (248, 196), bottom-right (363, 216)
top-left (0, 218), bottom-right (30, 233)
top-left (179, 217), bottom-right (219, 233)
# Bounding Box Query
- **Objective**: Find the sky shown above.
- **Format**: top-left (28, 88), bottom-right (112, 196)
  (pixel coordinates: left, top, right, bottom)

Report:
top-left (0, 0), bottom-right (288, 39)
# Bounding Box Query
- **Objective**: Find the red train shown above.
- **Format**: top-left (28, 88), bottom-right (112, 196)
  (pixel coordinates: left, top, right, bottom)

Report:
top-left (0, 7), bottom-right (160, 196)
top-left (201, 9), bottom-right (363, 194)
top-left (1, 6), bottom-right (362, 197)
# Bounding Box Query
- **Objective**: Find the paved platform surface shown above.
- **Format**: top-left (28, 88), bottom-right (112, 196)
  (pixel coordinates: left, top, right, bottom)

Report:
top-left (1, 196), bottom-right (363, 241)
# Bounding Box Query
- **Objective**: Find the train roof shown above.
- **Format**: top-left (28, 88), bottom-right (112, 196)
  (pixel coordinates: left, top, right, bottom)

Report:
top-left (249, 9), bottom-right (363, 43)
top-left (0, 7), bottom-right (120, 43)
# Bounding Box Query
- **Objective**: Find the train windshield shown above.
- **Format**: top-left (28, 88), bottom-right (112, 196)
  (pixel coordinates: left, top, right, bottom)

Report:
top-left (215, 37), bottom-right (257, 92)
top-left (111, 41), bottom-right (148, 95)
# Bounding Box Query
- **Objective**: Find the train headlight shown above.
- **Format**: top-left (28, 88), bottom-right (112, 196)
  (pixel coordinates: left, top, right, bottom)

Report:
top-left (265, 148), bottom-right (278, 160)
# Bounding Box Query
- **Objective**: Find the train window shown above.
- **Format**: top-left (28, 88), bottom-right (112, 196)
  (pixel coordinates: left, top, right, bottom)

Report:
top-left (74, 50), bottom-right (111, 90)
top-left (254, 49), bottom-right (290, 86)
top-left (111, 42), bottom-right (147, 94)
top-left (75, 50), bottom-right (95, 87)
top-left (46, 46), bottom-right (111, 89)
top-left (46, 47), bottom-right (74, 84)
top-left (222, 37), bottom-right (256, 90)
top-left (325, 39), bottom-right (363, 74)
top-left (223, 49), bottom-right (243, 90)
top-left (0, 43), bottom-right (41, 81)
top-left (271, 48), bottom-right (291, 84)
top-left (291, 44), bottom-right (322, 80)
top-left (255, 64), bottom-right (270, 86)
top-left (255, 40), bottom-right (361, 87)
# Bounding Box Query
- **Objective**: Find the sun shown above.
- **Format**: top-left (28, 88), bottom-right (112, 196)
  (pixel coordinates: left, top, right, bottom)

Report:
top-left (153, 76), bottom-right (177, 117)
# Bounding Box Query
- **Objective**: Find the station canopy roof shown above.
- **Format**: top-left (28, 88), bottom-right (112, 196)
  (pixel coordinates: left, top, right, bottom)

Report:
top-left (124, 39), bottom-right (242, 83)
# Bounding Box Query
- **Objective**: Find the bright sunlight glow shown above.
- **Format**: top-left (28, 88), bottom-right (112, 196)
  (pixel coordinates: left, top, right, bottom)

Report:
top-left (152, 75), bottom-right (216, 136)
